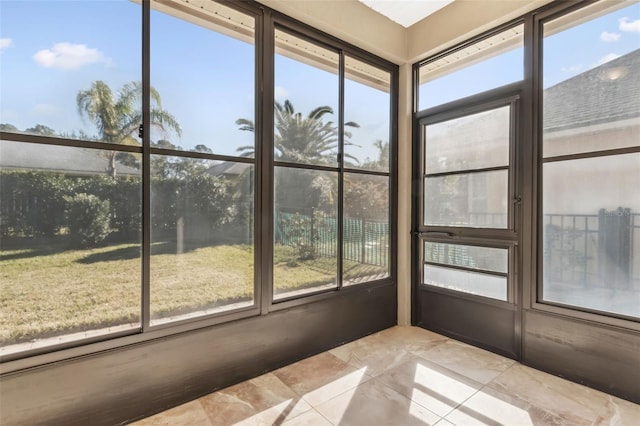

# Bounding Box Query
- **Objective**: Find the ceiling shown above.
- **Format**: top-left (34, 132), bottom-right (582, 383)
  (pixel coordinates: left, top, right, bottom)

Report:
top-left (358, 0), bottom-right (455, 28)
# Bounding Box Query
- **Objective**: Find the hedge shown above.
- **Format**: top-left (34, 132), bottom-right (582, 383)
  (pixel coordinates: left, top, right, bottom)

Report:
top-left (0, 171), bottom-right (246, 245)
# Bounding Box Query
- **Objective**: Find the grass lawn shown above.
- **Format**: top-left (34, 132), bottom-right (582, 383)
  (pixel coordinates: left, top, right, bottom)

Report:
top-left (0, 239), bottom-right (387, 345)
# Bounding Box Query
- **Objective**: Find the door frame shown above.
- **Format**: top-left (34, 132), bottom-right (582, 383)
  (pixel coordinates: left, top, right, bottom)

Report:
top-left (412, 83), bottom-right (523, 359)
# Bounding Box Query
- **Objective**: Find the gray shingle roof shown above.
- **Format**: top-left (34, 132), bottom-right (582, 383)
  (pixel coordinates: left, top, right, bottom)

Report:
top-left (0, 141), bottom-right (139, 177)
top-left (543, 48), bottom-right (640, 133)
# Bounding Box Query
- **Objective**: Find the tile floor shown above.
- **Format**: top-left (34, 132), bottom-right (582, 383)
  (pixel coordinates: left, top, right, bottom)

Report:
top-left (131, 326), bottom-right (640, 425)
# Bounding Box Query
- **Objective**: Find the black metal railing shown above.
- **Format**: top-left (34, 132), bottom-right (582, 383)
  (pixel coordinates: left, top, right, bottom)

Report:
top-left (544, 208), bottom-right (638, 289)
top-left (275, 208), bottom-right (389, 267)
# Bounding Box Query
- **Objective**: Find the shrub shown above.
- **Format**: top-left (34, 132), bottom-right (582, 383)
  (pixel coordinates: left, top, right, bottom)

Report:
top-left (76, 175), bottom-right (141, 240)
top-left (281, 212), bottom-right (316, 260)
top-left (64, 193), bottom-right (113, 247)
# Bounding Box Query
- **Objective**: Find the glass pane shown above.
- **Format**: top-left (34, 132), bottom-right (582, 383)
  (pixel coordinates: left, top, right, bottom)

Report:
top-left (543, 3), bottom-right (640, 158)
top-left (343, 173), bottom-right (389, 285)
top-left (150, 156), bottom-right (254, 324)
top-left (151, 1), bottom-right (254, 156)
top-left (275, 30), bottom-right (339, 166)
top-left (274, 167), bottom-right (338, 299)
top-left (424, 242), bottom-right (507, 274)
top-left (0, 1), bottom-right (141, 144)
top-left (424, 265), bottom-right (507, 301)
top-left (344, 56), bottom-right (391, 171)
top-left (0, 141), bottom-right (141, 356)
top-left (419, 25), bottom-right (523, 110)
top-left (424, 106), bottom-right (510, 174)
top-left (543, 154), bottom-right (640, 318)
top-left (424, 170), bottom-right (508, 228)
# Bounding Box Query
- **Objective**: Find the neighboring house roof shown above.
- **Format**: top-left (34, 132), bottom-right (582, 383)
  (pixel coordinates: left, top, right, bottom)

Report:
top-left (206, 161), bottom-right (252, 177)
top-left (0, 141), bottom-right (139, 177)
top-left (543, 48), bottom-right (640, 133)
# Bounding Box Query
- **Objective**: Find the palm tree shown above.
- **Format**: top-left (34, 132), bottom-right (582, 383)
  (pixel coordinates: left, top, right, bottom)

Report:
top-left (77, 80), bottom-right (181, 178)
top-left (236, 99), bottom-right (359, 165)
top-left (363, 139), bottom-right (389, 171)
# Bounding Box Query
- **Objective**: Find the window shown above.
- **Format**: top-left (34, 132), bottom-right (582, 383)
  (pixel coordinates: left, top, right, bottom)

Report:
top-left (150, 157), bottom-right (255, 324)
top-left (423, 106), bottom-right (511, 229)
top-left (418, 24), bottom-right (523, 110)
top-left (272, 31), bottom-right (393, 298)
top-left (424, 242), bottom-right (508, 300)
top-left (149, 0), bottom-right (256, 324)
top-left (0, 0), bottom-right (141, 143)
top-left (343, 55), bottom-right (392, 285)
top-left (344, 55), bottom-right (391, 173)
top-left (0, 0), bottom-right (142, 357)
top-left (0, 0), bottom-right (396, 363)
top-left (273, 29), bottom-right (340, 299)
top-left (0, 141), bottom-right (142, 356)
top-left (150, 0), bottom-right (255, 156)
top-left (343, 173), bottom-right (390, 285)
top-left (541, 2), bottom-right (640, 318)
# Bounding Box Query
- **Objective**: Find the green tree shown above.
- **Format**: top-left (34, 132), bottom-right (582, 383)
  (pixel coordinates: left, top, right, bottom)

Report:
top-left (25, 124), bottom-right (56, 137)
top-left (0, 123), bottom-right (20, 132)
top-left (344, 174), bottom-right (388, 221)
top-left (193, 144), bottom-right (213, 154)
top-left (236, 99), bottom-right (359, 164)
top-left (77, 80), bottom-right (182, 178)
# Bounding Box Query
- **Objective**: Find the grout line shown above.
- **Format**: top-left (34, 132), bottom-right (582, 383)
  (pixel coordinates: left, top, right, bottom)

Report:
top-left (311, 406), bottom-right (337, 425)
top-left (299, 370), bottom-right (375, 408)
top-left (374, 377), bottom-right (445, 423)
top-left (439, 385), bottom-right (481, 421)
top-left (277, 403), bottom-right (315, 425)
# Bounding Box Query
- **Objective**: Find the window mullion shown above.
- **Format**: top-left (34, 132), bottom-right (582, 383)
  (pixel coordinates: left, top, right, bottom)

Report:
top-left (261, 10), bottom-right (275, 313)
top-left (141, 0), bottom-right (151, 332)
top-left (337, 50), bottom-right (345, 289)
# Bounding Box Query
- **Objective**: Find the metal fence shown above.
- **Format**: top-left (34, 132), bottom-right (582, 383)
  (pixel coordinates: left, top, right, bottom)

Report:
top-left (275, 208), bottom-right (389, 267)
top-left (544, 209), bottom-right (639, 290)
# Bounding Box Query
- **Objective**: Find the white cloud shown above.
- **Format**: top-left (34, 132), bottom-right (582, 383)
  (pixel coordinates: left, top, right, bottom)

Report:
top-left (0, 38), bottom-right (13, 51)
top-left (274, 86), bottom-right (289, 101)
top-left (619, 17), bottom-right (640, 32)
top-left (600, 31), bottom-right (621, 42)
top-left (595, 53), bottom-right (621, 66)
top-left (33, 42), bottom-right (110, 70)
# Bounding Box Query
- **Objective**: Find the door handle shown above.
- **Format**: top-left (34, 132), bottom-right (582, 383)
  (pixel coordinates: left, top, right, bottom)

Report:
top-left (412, 231), bottom-right (454, 237)
top-left (425, 231), bottom-right (454, 237)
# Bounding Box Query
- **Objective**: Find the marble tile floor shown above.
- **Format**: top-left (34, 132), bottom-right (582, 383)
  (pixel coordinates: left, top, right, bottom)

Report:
top-left (131, 326), bottom-right (640, 425)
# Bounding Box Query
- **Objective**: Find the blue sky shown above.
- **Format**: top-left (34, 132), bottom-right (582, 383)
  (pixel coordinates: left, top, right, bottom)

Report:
top-left (1, 1), bottom-right (638, 161)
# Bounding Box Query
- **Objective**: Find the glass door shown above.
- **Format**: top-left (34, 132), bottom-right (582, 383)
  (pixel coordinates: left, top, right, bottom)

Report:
top-left (416, 96), bottom-right (520, 358)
